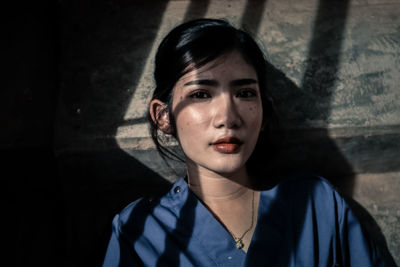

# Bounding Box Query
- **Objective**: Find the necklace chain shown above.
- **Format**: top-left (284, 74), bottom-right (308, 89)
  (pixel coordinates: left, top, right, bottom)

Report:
top-left (187, 178), bottom-right (256, 250)
top-left (228, 190), bottom-right (255, 249)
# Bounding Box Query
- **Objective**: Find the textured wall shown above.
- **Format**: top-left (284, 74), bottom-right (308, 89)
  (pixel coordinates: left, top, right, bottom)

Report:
top-left (55, 0), bottom-right (400, 266)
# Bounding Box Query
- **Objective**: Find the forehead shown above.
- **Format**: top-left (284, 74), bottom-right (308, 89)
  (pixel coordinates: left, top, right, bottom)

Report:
top-left (177, 50), bottom-right (258, 85)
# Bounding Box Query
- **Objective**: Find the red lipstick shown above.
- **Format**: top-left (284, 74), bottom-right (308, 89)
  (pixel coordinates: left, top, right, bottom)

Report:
top-left (211, 137), bottom-right (243, 154)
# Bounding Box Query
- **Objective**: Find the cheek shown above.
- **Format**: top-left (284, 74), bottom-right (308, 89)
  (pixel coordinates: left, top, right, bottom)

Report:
top-left (243, 102), bottom-right (263, 127)
top-left (175, 107), bottom-right (210, 136)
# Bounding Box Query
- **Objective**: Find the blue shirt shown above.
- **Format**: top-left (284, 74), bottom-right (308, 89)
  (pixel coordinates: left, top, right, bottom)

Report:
top-left (103, 176), bottom-right (393, 266)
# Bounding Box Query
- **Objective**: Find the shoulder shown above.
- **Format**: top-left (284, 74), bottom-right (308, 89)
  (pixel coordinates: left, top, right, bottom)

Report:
top-left (277, 173), bottom-right (342, 198)
top-left (269, 173), bottom-right (348, 219)
top-left (112, 178), bottom-right (186, 235)
top-left (260, 174), bottom-right (352, 238)
top-left (278, 173), bottom-right (337, 190)
top-left (270, 173), bottom-right (339, 196)
top-left (110, 197), bottom-right (155, 239)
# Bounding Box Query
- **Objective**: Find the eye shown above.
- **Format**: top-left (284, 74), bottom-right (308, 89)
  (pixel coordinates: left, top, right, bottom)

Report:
top-left (189, 90), bottom-right (211, 99)
top-left (236, 88), bottom-right (257, 98)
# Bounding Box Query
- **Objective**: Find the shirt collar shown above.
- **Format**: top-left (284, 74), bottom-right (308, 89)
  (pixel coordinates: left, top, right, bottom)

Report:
top-left (164, 178), bottom-right (247, 265)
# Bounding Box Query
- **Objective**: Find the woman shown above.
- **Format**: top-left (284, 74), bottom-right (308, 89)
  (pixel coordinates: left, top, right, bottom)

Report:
top-left (103, 19), bottom-right (394, 266)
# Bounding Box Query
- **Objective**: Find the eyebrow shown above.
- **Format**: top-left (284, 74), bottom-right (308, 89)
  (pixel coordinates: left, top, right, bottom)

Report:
top-left (230, 78), bottom-right (258, 86)
top-left (184, 79), bottom-right (219, 86)
top-left (183, 78), bottom-right (258, 87)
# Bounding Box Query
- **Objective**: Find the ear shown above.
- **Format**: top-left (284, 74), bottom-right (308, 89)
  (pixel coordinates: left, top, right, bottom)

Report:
top-left (149, 99), bottom-right (173, 134)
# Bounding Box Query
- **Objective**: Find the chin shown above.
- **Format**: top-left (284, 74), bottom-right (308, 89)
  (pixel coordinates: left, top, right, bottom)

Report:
top-left (205, 157), bottom-right (247, 175)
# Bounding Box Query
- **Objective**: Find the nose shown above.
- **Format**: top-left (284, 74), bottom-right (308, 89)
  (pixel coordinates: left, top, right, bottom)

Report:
top-left (212, 94), bottom-right (242, 129)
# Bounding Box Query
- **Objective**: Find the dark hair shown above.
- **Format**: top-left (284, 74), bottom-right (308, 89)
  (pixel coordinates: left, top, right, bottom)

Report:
top-left (149, 18), bottom-right (279, 166)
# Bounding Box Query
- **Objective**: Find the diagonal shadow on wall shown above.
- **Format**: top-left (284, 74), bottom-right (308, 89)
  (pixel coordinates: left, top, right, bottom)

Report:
top-left (241, 0), bottom-right (268, 33)
top-left (183, 0), bottom-right (210, 22)
top-left (248, 0), bottom-right (396, 264)
top-left (255, 0), bottom-right (356, 193)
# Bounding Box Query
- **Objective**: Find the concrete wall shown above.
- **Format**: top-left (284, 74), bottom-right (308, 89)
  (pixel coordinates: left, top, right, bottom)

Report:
top-left (6, 0), bottom-right (399, 266)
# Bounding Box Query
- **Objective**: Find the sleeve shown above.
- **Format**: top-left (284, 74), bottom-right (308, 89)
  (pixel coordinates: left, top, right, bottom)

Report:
top-left (102, 214), bottom-right (143, 267)
top-left (338, 195), bottom-right (397, 267)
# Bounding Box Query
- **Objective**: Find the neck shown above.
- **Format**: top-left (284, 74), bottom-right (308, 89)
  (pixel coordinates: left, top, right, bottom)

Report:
top-left (186, 162), bottom-right (252, 203)
top-left (185, 161), bottom-right (259, 253)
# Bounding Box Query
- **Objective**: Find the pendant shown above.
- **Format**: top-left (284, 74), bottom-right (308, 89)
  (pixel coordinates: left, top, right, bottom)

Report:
top-left (235, 238), bottom-right (244, 249)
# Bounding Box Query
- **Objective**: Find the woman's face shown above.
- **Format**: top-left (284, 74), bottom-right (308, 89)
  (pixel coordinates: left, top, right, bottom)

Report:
top-left (171, 50), bottom-right (263, 175)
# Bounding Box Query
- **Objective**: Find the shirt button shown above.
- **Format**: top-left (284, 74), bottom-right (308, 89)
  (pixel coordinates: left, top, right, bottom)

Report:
top-left (174, 186), bottom-right (181, 193)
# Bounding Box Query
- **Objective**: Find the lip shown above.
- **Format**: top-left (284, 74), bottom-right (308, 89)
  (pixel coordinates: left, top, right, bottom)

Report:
top-left (211, 137), bottom-right (243, 154)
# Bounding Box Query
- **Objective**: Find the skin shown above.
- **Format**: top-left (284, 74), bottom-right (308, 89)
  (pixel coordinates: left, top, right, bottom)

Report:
top-left (150, 50), bottom-right (263, 252)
